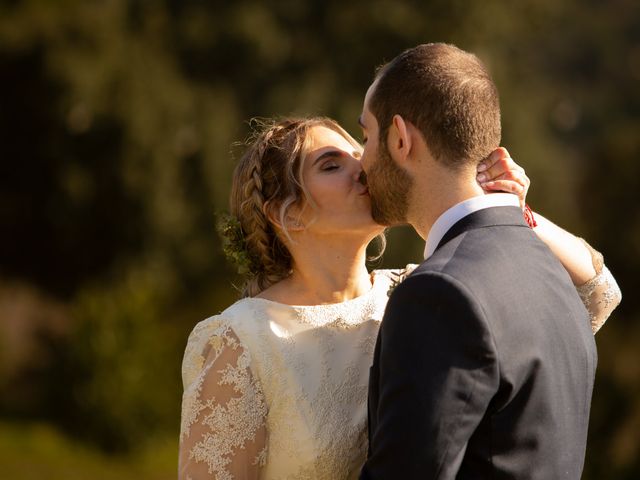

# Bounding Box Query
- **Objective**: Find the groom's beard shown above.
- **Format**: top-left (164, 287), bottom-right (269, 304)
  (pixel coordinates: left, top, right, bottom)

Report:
top-left (367, 143), bottom-right (413, 226)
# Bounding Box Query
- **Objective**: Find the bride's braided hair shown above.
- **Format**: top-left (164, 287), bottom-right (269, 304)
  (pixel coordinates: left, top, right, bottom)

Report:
top-left (228, 117), bottom-right (384, 297)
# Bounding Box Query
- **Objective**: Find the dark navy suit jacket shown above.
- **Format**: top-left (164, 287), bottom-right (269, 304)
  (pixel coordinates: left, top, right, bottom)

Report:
top-left (361, 206), bottom-right (597, 479)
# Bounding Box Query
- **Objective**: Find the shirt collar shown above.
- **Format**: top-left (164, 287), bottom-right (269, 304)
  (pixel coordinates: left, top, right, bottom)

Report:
top-left (423, 193), bottom-right (520, 260)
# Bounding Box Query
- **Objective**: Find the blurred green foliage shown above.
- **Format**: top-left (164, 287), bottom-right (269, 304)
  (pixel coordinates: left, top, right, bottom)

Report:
top-left (0, 421), bottom-right (176, 480)
top-left (58, 268), bottom-right (181, 451)
top-left (0, 0), bottom-right (638, 478)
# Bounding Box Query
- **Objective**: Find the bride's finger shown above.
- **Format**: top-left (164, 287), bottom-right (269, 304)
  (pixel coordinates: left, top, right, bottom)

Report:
top-left (484, 169), bottom-right (529, 187)
top-left (477, 152), bottom-right (518, 183)
top-left (509, 169), bottom-right (530, 190)
top-left (483, 173), bottom-right (530, 210)
top-left (477, 147), bottom-right (506, 173)
top-left (481, 179), bottom-right (524, 195)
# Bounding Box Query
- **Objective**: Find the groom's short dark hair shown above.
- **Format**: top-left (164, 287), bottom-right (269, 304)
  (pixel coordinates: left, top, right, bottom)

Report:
top-left (370, 43), bottom-right (501, 169)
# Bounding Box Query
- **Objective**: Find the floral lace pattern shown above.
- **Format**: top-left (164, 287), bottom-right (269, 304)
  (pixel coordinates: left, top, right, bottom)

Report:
top-left (179, 319), bottom-right (268, 479)
top-left (577, 266), bottom-right (622, 334)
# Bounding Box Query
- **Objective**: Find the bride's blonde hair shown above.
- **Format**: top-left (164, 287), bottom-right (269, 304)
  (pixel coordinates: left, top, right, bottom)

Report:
top-left (229, 117), bottom-right (384, 297)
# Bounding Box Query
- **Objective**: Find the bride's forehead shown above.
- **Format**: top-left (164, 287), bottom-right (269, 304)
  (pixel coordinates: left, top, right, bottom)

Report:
top-left (307, 125), bottom-right (350, 146)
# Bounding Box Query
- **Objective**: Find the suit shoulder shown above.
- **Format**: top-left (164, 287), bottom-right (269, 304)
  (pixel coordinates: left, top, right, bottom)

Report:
top-left (390, 267), bottom-right (480, 309)
top-left (383, 267), bottom-right (497, 354)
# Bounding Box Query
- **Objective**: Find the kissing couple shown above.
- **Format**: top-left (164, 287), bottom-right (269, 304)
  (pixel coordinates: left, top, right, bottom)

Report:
top-left (179, 43), bottom-right (621, 479)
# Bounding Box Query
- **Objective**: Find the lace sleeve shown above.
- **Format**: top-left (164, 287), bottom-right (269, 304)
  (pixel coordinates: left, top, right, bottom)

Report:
top-left (179, 319), bottom-right (268, 480)
top-left (575, 239), bottom-right (622, 334)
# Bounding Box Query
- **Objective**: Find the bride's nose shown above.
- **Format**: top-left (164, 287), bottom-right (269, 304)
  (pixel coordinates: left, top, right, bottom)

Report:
top-left (351, 163), bottom-right (364, 182)
top-left (345, 154), bottom-right (363, 177)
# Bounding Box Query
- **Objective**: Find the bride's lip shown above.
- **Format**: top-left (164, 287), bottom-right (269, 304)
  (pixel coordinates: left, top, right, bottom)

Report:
top-left (359, 187), bottom-right (369, 196)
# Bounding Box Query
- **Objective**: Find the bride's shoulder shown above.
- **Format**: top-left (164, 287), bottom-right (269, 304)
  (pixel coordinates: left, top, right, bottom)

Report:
top-left (182, 298), bottom-right (268, 372)
top-left (185, 297), bottom-right (278, 349)
top-left (188, 297), bottom-right (263, 336)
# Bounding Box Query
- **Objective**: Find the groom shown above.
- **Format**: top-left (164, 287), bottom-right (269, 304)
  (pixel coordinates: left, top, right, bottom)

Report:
top-left (359, 43), bottom-right (597, 479)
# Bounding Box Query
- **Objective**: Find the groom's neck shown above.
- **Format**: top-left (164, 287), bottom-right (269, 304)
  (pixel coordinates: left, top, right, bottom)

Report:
top-left (408, 165), bottom-right (484, 241)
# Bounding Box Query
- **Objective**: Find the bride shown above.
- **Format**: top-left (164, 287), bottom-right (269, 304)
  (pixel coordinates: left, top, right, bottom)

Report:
top-left (178, 117), bottom-right (621, 479)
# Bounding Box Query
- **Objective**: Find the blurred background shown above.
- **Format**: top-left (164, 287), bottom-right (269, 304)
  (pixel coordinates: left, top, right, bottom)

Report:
top-left (0, 0), bottom-right (638, 478)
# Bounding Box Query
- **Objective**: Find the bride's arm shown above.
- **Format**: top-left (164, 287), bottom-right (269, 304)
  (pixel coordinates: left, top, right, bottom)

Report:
top-left (531, 213), bottom-right (621, 333)
top-left (179, 318), bottom-right (267, 479)
top-left (478, 148), bottom-right (622, 334)
top-left (532, 213), bottom-right (596, 285)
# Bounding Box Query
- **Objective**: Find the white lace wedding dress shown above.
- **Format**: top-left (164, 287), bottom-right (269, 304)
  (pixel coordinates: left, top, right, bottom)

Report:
top-left (179, 263), bottom-right (620, 480)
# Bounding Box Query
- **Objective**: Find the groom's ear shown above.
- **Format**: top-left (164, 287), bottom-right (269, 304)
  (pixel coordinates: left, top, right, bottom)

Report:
top-left (388, 114), bottom-right (412, 167)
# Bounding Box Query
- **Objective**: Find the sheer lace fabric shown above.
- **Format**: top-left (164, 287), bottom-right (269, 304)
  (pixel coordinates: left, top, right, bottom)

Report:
top-left (576, 266), bottom-right (621, 333)
top-left (575, 238), bottom-right (622, 333)
top-left (180, 320), bottom-right (267, 480)
top-left (179, 261), bottom-right (620, 479)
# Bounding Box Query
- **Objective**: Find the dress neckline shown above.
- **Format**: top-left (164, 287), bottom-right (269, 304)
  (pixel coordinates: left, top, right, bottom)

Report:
top-left (249, 270), bottom-right (386, 311)
top-left (235, 270), bottom-right (398, 328)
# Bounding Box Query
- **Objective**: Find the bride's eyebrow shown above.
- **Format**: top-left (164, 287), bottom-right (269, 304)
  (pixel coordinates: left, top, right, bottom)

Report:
top-left (357, 116), bottom-right (366, 128)
top-left (312, 150), bottom-right (343, 166)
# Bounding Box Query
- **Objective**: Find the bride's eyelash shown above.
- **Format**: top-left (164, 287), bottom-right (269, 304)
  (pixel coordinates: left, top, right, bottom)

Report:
top-left (322, 162), bottom-right (340, 171)
top-left (315, 150), bottom-right (343, 171)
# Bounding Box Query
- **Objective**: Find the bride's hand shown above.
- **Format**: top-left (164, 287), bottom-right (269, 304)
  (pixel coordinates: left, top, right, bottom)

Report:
top-left (476, 147), bottom-right (530, 209)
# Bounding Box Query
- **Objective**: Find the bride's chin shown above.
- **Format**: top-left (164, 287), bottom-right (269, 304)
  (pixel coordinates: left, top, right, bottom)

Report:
top-left (367, 216), bottom-right (385, 231)
top-left (365, 224), bottom-right (385, 238)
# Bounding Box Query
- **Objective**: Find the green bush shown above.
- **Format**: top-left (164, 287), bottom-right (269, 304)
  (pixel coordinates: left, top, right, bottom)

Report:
top-left (57, 268), bottom-right (182, 452)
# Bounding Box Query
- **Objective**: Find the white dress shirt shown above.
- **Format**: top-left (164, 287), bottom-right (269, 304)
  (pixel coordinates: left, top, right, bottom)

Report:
top-left (423, 193), bottom-right (520, 260)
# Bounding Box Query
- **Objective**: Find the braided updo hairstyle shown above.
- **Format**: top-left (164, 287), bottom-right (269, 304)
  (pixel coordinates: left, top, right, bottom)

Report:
top-left (230, 116), bottom-right (376, 298)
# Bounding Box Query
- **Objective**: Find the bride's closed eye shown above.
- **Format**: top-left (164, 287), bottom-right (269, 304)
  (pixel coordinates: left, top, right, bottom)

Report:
top-left (312, 150), bottom-right (344, 172)
top-left (321, 161), bottom-right (340, 171)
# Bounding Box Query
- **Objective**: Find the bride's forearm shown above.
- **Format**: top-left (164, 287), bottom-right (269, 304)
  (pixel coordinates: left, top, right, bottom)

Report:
top-left (532, 212), bottom-right (596, 285)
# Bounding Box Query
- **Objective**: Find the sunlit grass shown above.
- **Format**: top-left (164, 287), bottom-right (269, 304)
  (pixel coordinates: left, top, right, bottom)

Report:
top-left (0, 422), bottom-right (177, 480)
